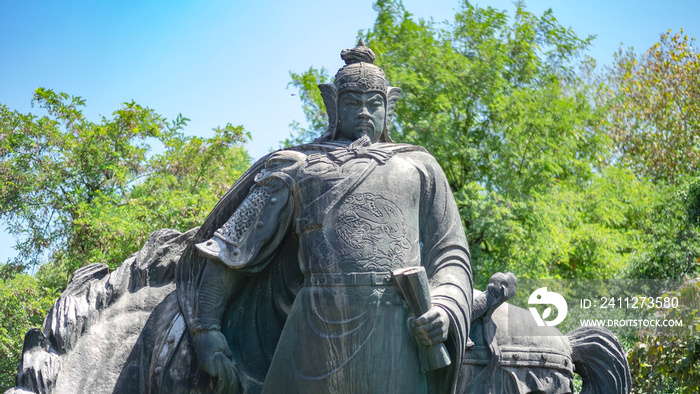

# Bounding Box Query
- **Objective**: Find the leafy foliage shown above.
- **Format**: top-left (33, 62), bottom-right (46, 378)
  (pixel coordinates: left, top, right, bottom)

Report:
top-left (72, 143), bottom-right (249, 269)
top-left (627, 279), bottom-right (700, 394)
top-left (365, 0), bottom-right (602, 195)
top-left (0, 89), bottom-right (250, 281)
top-left (460, 166), bottom-right (657, 285)
top-left (615, 177), bottom-right (700, 393)
top-left (0, 273), bottom-right (58, 391)
top-left (624, 179), bottom-right (700, 280)
top-left (39, 132), bottom-right (251, 289)
top-left (283, 68), bottom-right (331, 147)
top-left (684, 178), bottom-right (700, 226)
top-left (602, 37), bottom-right (700, 392)
top-left (1, 88), bottom-right (169, 270)
top-left (602, 30), bottom-right (700, 184)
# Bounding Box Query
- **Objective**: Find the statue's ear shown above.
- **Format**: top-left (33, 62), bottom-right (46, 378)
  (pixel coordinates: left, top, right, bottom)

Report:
top-left (318, 84), bottom-right (338, 139)
top-left (385, 87), bottom-right (402, 131)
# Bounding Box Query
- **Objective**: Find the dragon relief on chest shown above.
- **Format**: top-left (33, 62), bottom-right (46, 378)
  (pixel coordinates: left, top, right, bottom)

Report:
top-left (328, 192), bottom-right (411, 271)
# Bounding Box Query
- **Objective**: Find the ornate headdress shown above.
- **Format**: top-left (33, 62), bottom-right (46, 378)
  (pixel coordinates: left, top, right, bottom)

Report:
top-left (317, 38), bottom-right (401, 142)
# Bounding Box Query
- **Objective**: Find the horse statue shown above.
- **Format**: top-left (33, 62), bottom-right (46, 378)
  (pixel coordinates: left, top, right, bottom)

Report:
top-left (460, 273), bottom-right (631, 393)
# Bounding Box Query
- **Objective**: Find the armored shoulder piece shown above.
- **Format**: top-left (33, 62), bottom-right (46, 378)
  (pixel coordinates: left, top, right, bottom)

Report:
top-left (195, 150), bottom-right (306, 269)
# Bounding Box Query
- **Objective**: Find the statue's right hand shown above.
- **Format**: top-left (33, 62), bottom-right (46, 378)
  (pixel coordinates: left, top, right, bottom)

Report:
top-left (193, 330), bottom-right (239, 394)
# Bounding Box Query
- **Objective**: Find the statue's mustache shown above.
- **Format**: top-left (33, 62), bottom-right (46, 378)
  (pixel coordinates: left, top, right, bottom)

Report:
top-left (355, 119), bottom-right (374, 129)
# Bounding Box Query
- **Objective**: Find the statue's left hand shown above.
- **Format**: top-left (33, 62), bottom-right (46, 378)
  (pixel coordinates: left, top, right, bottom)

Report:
top-left (410, 306), bottom-right (450, 347)
top-left (192, 330), bottom-right (239, 394)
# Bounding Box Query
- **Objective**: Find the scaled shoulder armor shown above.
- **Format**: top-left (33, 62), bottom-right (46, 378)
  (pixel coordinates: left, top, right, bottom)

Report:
top-left (194, 152), bottom-right (302, 269)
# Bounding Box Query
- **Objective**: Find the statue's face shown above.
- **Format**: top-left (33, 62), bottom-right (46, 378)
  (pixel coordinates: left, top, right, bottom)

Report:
top-left (337, 91), bottom-right (386, 143)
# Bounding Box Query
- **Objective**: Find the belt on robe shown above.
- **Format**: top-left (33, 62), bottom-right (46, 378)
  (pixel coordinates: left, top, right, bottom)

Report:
top-left (305, 272), bottom-right (394, 287)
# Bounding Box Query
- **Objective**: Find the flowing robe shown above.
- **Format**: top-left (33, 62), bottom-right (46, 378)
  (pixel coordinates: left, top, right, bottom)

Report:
top-left (178, 138), bottom-right (472, 393)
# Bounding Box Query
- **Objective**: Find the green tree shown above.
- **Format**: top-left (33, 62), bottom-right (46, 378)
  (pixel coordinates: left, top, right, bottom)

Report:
top-left (599, 31), bottom-right (700, 281)
top-left (283, 67), bottom-right (331, 147)
top-left (458, 165), bottom-right (657, 285)
top-left (38, 130), bottom-right (251, 289)
top-left (365, 0), bottom-right (602, 196)
top-left (602, 29), bottom-right (700, 184)
top-left (1, 88), bottom-right (250, 279)
top-left (595, 30), bottom-right (700, 394)
top-left (610, 177), bottom-right (700, 393)
top-left (623, 186), bottom-right (700, 281)
top-left (1, 88), bottom-right (172, 270)
top-left (627, 279), bottom-right (700, 394)
top-left (0, 273), bottom-right (58, 390)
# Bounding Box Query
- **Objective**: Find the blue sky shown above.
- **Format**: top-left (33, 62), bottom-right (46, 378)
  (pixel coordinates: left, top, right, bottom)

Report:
top-left (1, 0), bottom-right (699, 264)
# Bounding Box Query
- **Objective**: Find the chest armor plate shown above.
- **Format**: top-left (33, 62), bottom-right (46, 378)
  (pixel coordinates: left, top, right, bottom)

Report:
top-left (294, 152), bottom-right (421, 274)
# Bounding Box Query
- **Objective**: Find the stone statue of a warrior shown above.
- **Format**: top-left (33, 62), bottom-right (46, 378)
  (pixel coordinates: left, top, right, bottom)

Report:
top-left (6, 40), bottom-right (633, 394)
top-left (169, 40), bottom-right (473, 393)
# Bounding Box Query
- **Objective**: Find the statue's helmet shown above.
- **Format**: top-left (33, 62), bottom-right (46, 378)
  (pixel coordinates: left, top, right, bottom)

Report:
top-left (317, 39), bottom-right (401, 142)
top-left (334, 42), bottom-right (387, 97)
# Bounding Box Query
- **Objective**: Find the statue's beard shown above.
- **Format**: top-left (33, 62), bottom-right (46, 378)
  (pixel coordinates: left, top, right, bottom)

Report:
top-left (351, 119), bottom-right (385, 143)
top-left (336, 119), bottom-right (384, 143)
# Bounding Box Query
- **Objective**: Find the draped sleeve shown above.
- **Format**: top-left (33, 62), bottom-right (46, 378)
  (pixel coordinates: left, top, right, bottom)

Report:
top-left (409, 150), bottom-right (473, 393)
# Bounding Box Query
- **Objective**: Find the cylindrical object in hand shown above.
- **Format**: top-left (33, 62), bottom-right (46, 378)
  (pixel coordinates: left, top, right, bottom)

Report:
top-left (393, 267), bottom-right (451, 370)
